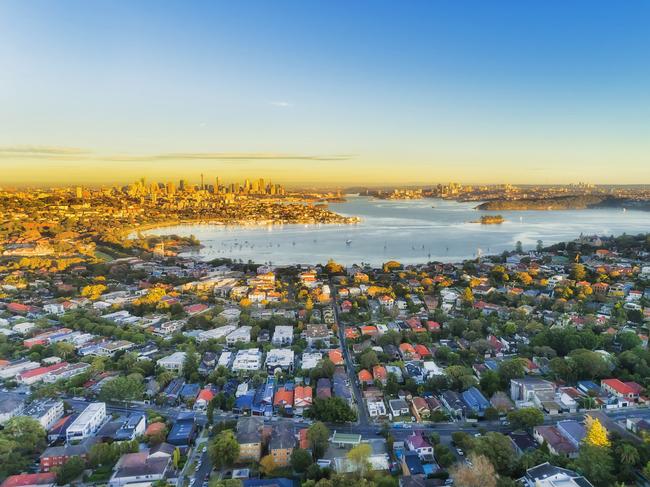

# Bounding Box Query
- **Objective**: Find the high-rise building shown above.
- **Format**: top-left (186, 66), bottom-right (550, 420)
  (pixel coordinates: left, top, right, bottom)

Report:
top-left (75, 186), bottom-right (83, 199)
top-left (166, 182), bottom-right (176, 195)
top-left (179, 179), bottom-right (186, 191)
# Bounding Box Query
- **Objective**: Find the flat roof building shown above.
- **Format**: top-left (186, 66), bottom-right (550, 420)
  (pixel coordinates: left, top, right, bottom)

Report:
top-left (66, 402), bottom-right (106, 443)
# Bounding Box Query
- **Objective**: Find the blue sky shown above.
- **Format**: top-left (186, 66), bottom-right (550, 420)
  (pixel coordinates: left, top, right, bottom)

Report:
top-left (0, 1), bottom-right (649, 186)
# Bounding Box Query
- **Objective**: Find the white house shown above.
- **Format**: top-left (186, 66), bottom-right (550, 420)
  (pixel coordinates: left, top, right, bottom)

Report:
top-left (226, 326), bottom-right (252, 346)
top-left (272, 326), bottom-right (294, 346)
top-left (232, 349), bottom-right (262, 372)
top-left (66, 402), bottom-right (107, 443)
top-left (156, 352), bottom-right (187, 373)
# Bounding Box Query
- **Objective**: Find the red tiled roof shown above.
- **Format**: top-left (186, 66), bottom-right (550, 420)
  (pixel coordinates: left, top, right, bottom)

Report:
top-left (372, 365), bottom-right (387, 380)
top-left (144, 422), bottom-right (166, 436)
top-left (1, 473), bottom-right (56, 487)
top-left (602, 378), bottom-right (636, 395)
top-left (197, 388), bottom-right (215, 403)
top-left (18, 362), bottom-right (67, 380)
top-left (358, 369), bottom-right (373, 382)
top-left (328, 349), bottom-right (344, 365)
top-left (273, 387), bottom-right (294, 407)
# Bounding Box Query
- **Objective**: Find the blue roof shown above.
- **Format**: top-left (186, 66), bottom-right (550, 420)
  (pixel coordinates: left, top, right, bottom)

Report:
top-left (243, 479), bottom-right (294, 487)
top-left (223, 379), bottom-right (239, 396)
top-left (462, 387), bottom-right (490, 412)
top-left (180, 383), bottom-right (201, 399)
top-left (235, 391), bottom-right (255, 412)
top-left (167, 420), bottom-right (195, 445)
top-left (484, 360), bottom-right (499, 370)
top-left (577, 380), bottom-right (599, 392)
top-left (403, 451), bottom-right (424, 475)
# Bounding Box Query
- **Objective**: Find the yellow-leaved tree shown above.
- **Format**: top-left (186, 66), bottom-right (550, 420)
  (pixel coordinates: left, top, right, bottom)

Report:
top-left (584, 415), bottom-right (610, 448)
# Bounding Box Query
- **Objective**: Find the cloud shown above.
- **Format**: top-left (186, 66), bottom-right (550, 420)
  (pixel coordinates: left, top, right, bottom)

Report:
top-left (105, 152), bottom-right (354, 162)
top-left (0, 145), bottom-right (354, 163)
top-left (0, 145), bottom-right (91, 158)
top-left (269, 101), bottom-right (292, 108)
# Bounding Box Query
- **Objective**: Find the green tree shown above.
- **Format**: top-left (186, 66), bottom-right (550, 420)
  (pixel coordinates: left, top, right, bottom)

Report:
top-left (0, 437), bottom-right (25, 479)
top-left (291, 448), bottom-right (313, 473)
top-left (497, 359), bottom-right (525, 387)
top-left (209, 430), bottom-right (239, 469)
top-left (3, 416), bottom-right (46, 454)
top-left (359, 350), bottom-right (379, 371)
top-left (56, 456), bottom-right (86, 485)
top-left (307, 398), bottom-right (356, 423)
top-left (507, 408), bottom-right (544, 431)
top-left (479, 370), bottom-right (501, 397)
top-left (183, 349), bottom-right (199, 381)
top-left (573, 444), bottom-right (615, 487)
top-left (99, 375), bottom-right (145, 402)
top-left (616, 443), bottom-right (640, 466)
top-left (472, 432), bottom-right (517, 476)
top-left (307, 422), bottom-right (330, 460)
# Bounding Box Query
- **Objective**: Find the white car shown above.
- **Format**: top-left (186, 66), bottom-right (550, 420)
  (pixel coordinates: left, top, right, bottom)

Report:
top-left (456, 448), bottom-right (464, 456)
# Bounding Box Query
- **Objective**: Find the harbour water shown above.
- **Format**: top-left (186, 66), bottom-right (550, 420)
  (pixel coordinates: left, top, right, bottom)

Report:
top-left (142, 196), bottom-right (650, 266)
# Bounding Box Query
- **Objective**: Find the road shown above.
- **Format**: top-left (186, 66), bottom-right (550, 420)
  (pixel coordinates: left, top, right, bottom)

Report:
top-left (330, 278), bottom-right (370, 426)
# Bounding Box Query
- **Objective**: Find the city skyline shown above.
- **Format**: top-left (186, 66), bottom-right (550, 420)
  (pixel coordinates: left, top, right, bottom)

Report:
top-left (1, 1), bottom-right (649, 186)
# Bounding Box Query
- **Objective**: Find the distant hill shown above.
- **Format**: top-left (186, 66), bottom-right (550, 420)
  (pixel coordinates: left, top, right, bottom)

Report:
top-left (476, 195), bottom-right (650, 211)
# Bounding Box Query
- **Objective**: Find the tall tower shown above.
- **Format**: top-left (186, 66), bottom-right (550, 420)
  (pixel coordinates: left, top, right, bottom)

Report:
top-left (201, 173), bottom-right (205, 191)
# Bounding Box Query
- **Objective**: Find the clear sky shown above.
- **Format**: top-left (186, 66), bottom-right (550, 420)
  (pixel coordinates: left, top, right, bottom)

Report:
top-left (1, 0), bottom-right (649, 187)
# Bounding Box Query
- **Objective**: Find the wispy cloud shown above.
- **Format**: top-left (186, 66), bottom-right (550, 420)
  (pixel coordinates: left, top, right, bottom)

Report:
top-left (0, 145), bottom-right (91, 158)
top-left (269, 101), bottom-right (292, 108)
top-left (0, 146), bottom-right (354, 163)
top-left (105, 152), bottom-right (353, 162)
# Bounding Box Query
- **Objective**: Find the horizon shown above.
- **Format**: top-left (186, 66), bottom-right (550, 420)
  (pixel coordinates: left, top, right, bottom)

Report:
top-left (1, 1), bottom-right (649, 185)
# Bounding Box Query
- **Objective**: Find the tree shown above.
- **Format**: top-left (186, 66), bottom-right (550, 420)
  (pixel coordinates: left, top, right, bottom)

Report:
top-left (0, 437), bottom-right (24, 479)
top-left (570, 264), bottom-right (587, 281)
top-left (617, 332), bottom-right (641, 351)
top-left (479, 370), bottom-right (501, 397)
top-left (451, 454), bottom-right (497, 487)
top-left (307, 398), bottom-right (356, 423)
top-left (497, 359), bottom-right (525, 387)
top-left (3, 416), bottom-right (46, 454)
top-left (584, 416), bottom-right (610, 447)
top-left (462, 287), bottom-right (474, 305)
top-left (54, 341), bottom-right (76, 360)
top-left (574, 444), bottom-right (615, 487)
top-left (209, 480), bottom-right (243, 487)
top-left (259, 455), bottom-right (276, 475)
top-left (616, 443), bottom-right (640, 466)
top-left (209, 430), bottom-right (240, 469)
top-left (291, 448), bottom-right (313, 473)
top-left (507, 408), bottom-right (544, 431)
top-left (307, 422), bottom-right (330, 460)
top-left (347, 443), bottom-right (372, 476)
top-left (183, 349), bottom-right (199, 381)
top-left (172, 447), bottom-right (181, 469)
top-left (81, 283), bottom-right (107, 300)
top-left (472, 432), bottom-right (517, 476)
top-left (359, 350), bottom-right (379, 370)
top-left (56, 456), bottom-right (86, 485)
top-left (99, 375), bottom-right (145, 402)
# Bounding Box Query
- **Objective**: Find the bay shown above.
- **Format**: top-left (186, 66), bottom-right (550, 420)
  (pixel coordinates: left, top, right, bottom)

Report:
top-left (141, 196), bottom-right (650, 266)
